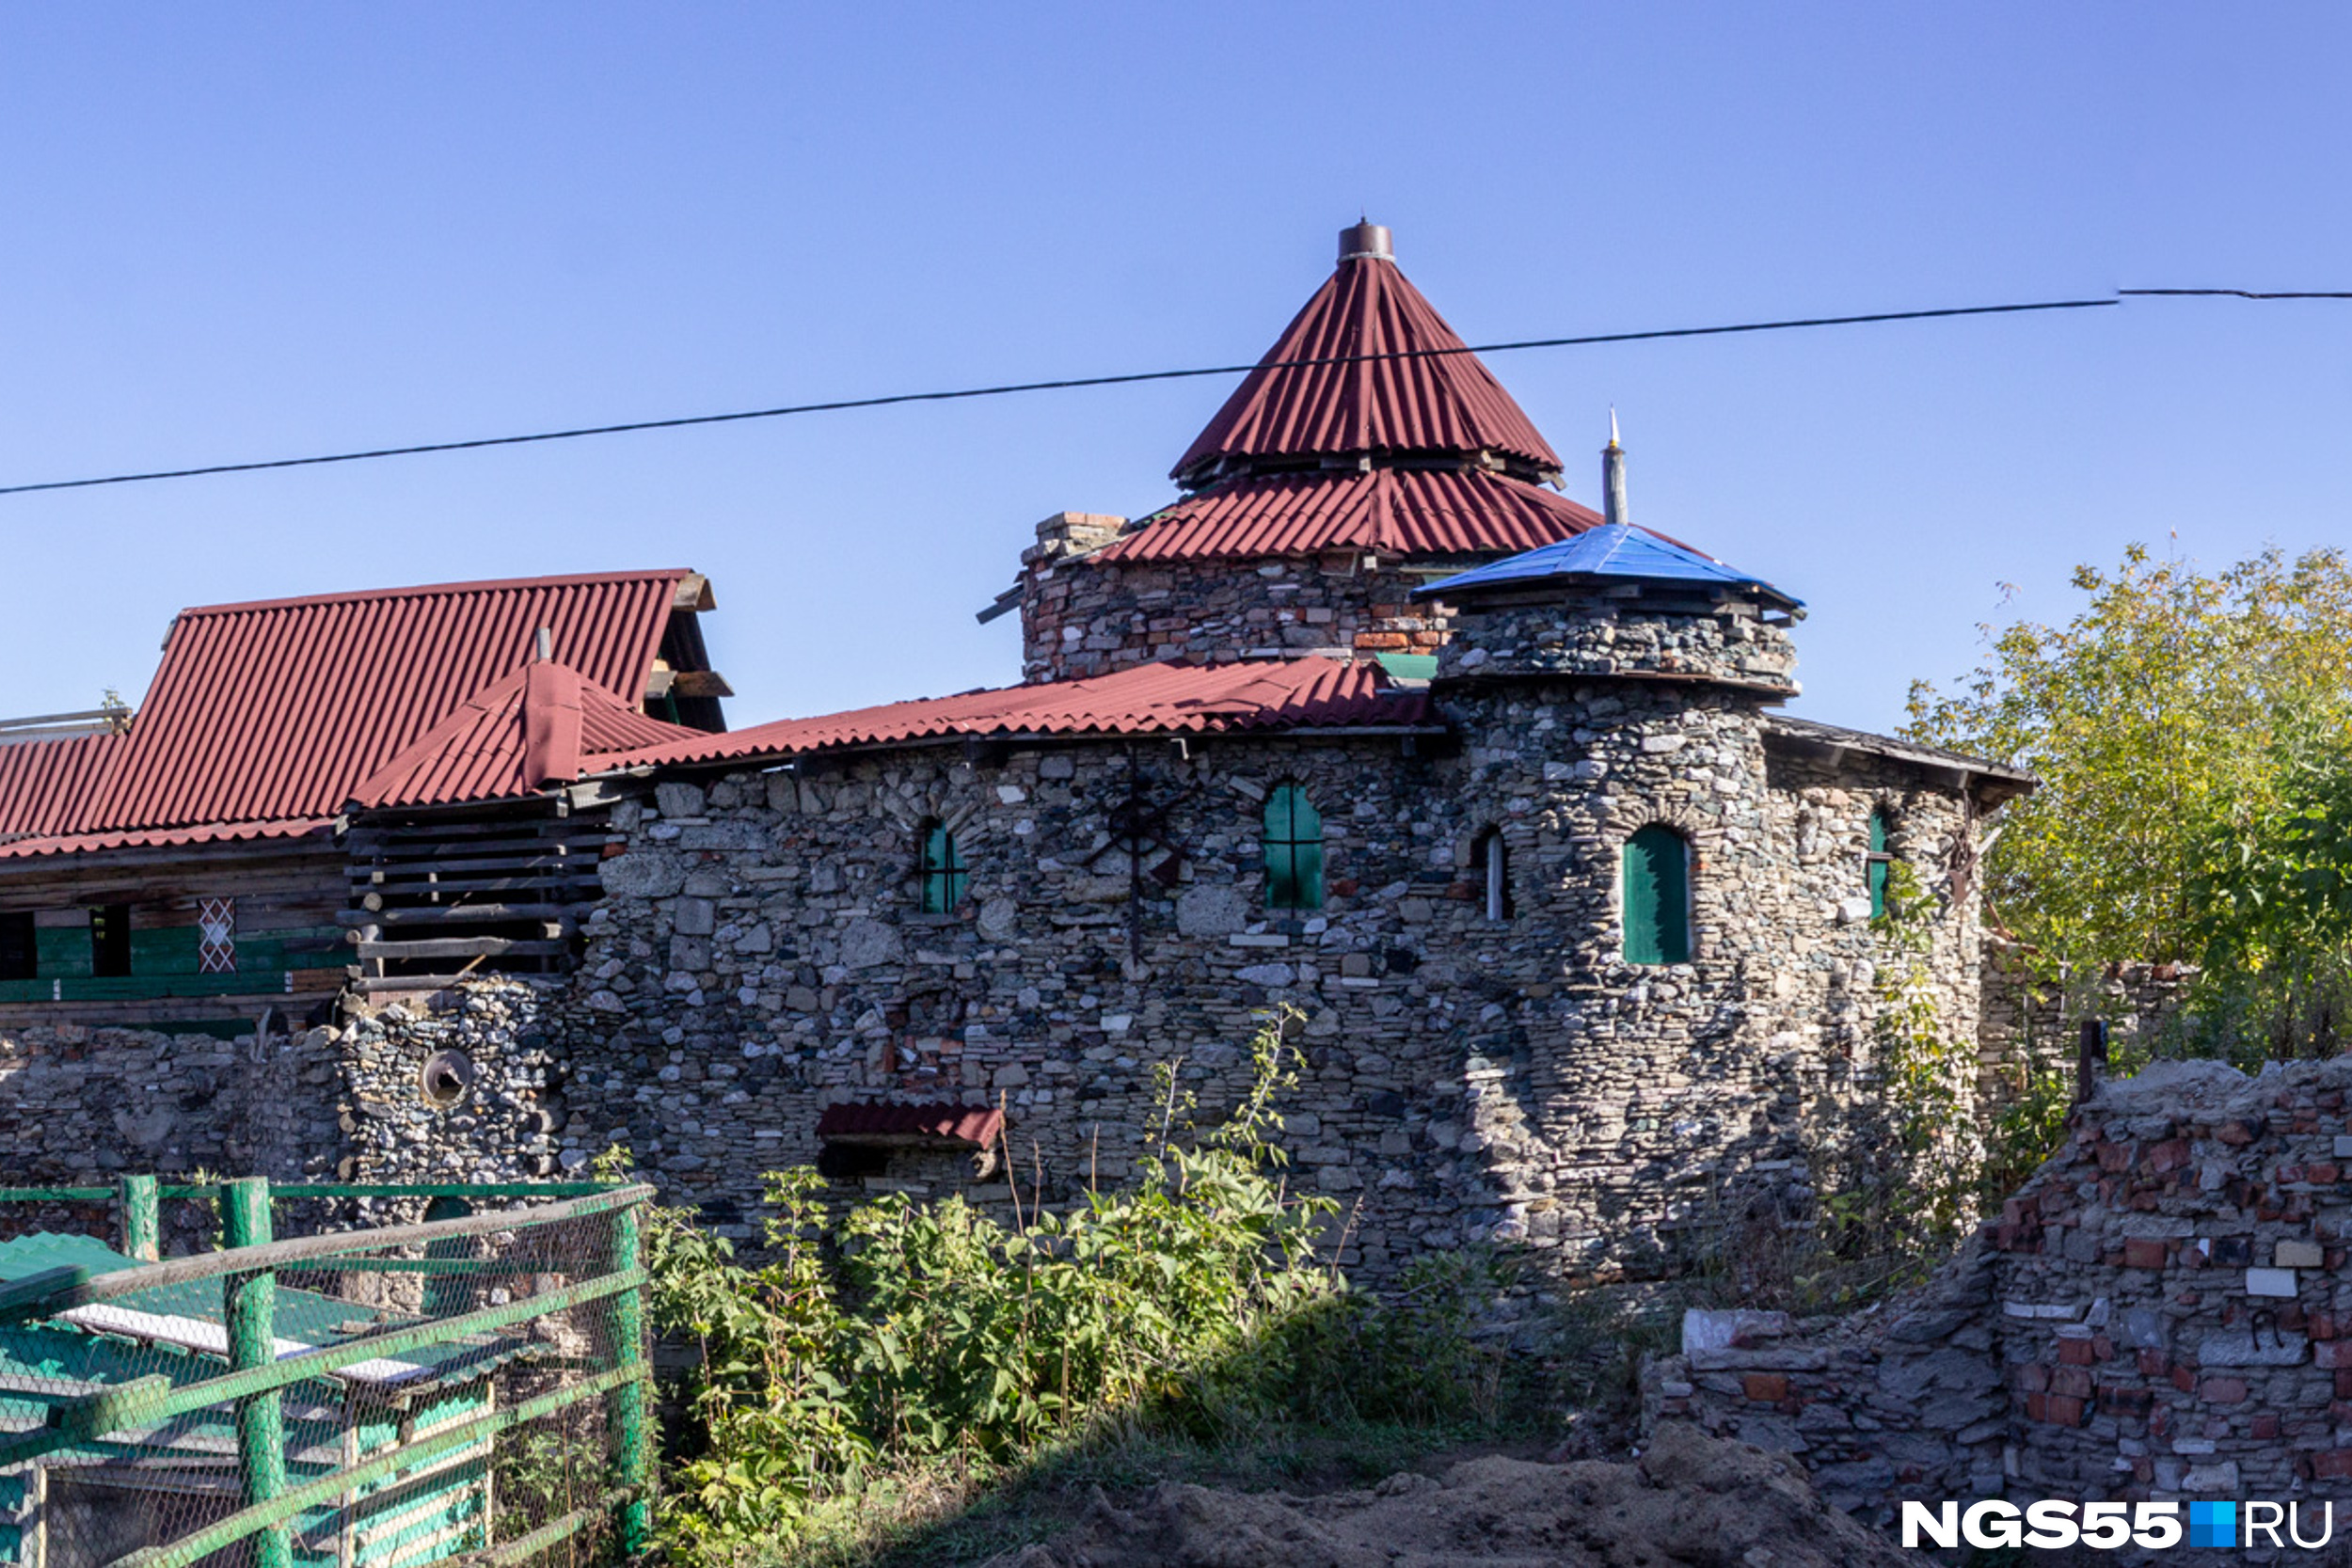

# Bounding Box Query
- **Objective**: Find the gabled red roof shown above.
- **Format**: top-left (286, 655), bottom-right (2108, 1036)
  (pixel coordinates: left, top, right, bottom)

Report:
top-left (1094, 468), bottom-right (1602, 563)
top-left (592, 657), bottom-right (1431, 771)
top-left (352, 657), bottom-right (702, 810)
top-left (0, 570), bottom-right (698, 848)
top-left (1172, 232), bottom-right (1561, 486)
top-left (0, 736), bottom-right (117, 841)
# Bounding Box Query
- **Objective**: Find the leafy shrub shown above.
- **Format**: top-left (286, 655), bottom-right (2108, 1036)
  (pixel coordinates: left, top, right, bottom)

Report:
top-left (613, 1010), bottom-right (1510, 1560)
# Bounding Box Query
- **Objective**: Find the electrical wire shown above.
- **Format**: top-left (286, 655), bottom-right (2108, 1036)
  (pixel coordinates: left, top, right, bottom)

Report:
top-left (0, 295), bottom-right (2119, 499)
top-left (2121, 288), bottom-right (2352, 300)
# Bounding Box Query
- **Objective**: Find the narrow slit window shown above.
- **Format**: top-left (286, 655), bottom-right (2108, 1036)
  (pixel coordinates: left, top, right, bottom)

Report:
top-left (0, 913), bottom-right (32, 981)
top-left (920, 824), bottom-right (969, 913)
top-left (89, 904), bottom-right (132, 978)
top-left (1621, 826), bottom-right (1691, 966)
top-left (1263, 784), bottom-right (1325, 911)
top-left (1477, 830), bottom-right (1511, 921)
top-left (1867, 809), bottom-right (1895, 918)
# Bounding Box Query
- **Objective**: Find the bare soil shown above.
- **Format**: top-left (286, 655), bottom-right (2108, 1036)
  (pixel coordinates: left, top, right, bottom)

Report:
top-left (1000, 1421), bottom-right (1906, 1568)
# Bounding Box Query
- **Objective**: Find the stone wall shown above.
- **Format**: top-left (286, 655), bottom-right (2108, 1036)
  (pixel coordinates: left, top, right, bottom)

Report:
top-left (1017, 514), bottom-right (1461, 682)
top-left (1647, 1056), bottom-right (2352, 1528)
top-left (1435, 592), bottom-right (1799, 690)
top-left (517, 662), bottom-right (1984, 1281)
top-left (1976, 942), bottom-right (2195, 1109)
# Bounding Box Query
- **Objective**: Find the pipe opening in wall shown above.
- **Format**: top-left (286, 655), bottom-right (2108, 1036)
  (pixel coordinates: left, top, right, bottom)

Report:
top-left (421, 1049), bottom-right (476, 1109)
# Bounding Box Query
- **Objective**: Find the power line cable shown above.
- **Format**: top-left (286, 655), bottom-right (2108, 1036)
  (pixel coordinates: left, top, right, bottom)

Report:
top-left (0, 294), bottom-right (2122, 499)
top-left (2121, 288), bottom-right (2352, 300)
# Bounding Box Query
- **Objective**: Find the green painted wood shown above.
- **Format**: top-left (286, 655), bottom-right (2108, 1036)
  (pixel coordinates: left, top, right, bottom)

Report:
top-left (33, 927), bottom-right (89, 979)
top-left (1263, 785), bottom-right (1325, 911)
top-left (223, 1178), bottom-right (293, 1568)
top-left (459, 1487), bottom-right (632, 1568)
top-left (119, 1174), bottom-right (160, 1261)
top-left (109, 1361), bottom-right (641, 1568)
top-left (1622, 825), bottom-right (1692, 966)
top-left (1867, 809), bottom-right (1892, 919)
top-left (607, 1203), bottom-right (650, 1553)
top-left (0, 1267), bottom-right (644, 1477)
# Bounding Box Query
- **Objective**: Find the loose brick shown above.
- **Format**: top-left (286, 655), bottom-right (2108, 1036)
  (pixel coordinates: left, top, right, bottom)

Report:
top-left (2122, 1238), bottom-right (2168, 1270)
top-left (1741, 1373), bottom-right (1788, 1403)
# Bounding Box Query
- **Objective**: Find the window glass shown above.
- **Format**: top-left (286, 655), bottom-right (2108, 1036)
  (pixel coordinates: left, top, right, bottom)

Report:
top-left (0, 913), bottom-right (32, 981)
top-left (1263, 785), bottom-right (1325, 911)
top-left (1622, 826), bottom-right (1691, 965)
top-left (1867, 809), bottom-right (1895, 918)
top-left (89, 904), bottom-right (132, 978)
top-left (1478, 831), bottom-right (1510, 921)
top-left (920, 825), bottom-right (969, 913)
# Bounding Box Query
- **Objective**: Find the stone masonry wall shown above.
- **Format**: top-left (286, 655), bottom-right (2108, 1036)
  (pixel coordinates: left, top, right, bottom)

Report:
top-left (1976, 943), bottom-right (2195, 1110)
top-left (1648, 1057), bottom-right (2352, 1541)
top-left (1018, 515), bottom-right (1464, 682)
top-left (513, 665), bottom-right (1984, 1282)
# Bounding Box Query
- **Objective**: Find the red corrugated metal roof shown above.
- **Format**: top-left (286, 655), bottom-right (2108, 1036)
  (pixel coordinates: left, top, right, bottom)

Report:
top-left (352, 657), bottom-right (703, 810)
top-left (1172, 246), bottom-right (1561, 484)
top-left (0, 736), bottom-right (119, 841)
top-left (593, 657), bottom-right (1432, 771)
top-left (1094, 468), bottom-right (1602, 563)
top-left (815, 1102), bottom-right (1004, 1146)
top-left (0, 818), bottom-right (333, 862)
top-left (62, 571), bottom-right (690, 833)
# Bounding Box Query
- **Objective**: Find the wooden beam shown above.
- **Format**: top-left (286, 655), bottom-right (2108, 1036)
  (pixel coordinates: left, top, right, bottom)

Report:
top-left (354, 937), bottom-right (569, 960)
top-left (337, 905), bottom-right (584, 927)
top-left (672, 573), bottom-right (714, 612)
top-left (669, 670), bottom-right (733, 699)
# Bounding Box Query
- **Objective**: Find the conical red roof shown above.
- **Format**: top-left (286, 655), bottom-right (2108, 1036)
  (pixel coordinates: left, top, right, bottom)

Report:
top-left (1171, 227), bottom-right (1562, 486)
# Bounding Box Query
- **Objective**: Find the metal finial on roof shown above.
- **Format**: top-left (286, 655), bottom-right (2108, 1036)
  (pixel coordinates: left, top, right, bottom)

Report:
top-left (1338, 221), bottom-right (1393, 262)
top-left (1602, 414), bottom-right (1630, 529)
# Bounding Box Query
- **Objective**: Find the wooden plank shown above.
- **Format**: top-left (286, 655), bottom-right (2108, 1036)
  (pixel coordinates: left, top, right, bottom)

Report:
top-left (348, 853), bottom-right (601, 878)
top-left (672, 572), bottom-right (713, 612)
top-left (335, 905), bottom-right (583, 927)
top-left (355, 937), bottom-right (569, 960)
top-left (351, 875), bottom-right (604, 901)
top-left (341, 819), bottom-right (577, 846)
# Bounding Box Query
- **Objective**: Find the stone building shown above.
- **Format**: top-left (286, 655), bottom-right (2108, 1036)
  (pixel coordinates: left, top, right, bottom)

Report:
top-left (0, 222), bottom-right (2031, 1284)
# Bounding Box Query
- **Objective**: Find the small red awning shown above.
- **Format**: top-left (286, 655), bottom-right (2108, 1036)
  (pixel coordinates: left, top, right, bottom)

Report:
top-left (815, 1102), bottom-right (1003, 1147)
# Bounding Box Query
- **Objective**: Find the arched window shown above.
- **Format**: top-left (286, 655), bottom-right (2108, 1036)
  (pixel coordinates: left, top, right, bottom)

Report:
top-left (919, 823), bottom-right (969, 913)
top-left (1867, 808), bottom-right (1896, 918)
top-left (1263, 784), bottom-right (1324, 911)
top-left (1621, 824), bottom-right (1691, 965)
top-left (1475, 829), bottom-right (1512, 921)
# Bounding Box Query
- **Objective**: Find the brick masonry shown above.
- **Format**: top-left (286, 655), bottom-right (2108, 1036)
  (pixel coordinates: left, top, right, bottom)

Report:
top-left (1647, 1056), bottom-right (2352, 1528)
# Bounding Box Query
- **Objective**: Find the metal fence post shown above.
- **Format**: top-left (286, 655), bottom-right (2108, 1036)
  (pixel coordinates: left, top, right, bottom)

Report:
top-left (119, 1174), bottom-right (158, 1262)
top-left (606, 1199), bottom-right (650, 1554)
top-left (223, 1178), bottom-right (291, 1568)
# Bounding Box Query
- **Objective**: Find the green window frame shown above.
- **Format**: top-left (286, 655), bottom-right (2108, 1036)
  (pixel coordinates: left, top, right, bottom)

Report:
top-left (1867, 809), bottom-right (1895, 918)
top-left (1263, 784), bottom-right (1325, 911)
top-left (1621, 825), bottom-right (1691, 966)
top-left (920, 824), bottom-right (969, 913)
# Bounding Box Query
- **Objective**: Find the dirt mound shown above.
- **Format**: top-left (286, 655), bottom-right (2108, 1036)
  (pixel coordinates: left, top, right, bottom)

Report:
top-left (1008, 1422), bottom-right (1906, 1568)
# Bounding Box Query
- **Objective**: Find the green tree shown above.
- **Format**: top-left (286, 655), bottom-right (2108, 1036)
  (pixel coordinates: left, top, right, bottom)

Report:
top-left (1905, 542), bottom-right (2352, 971)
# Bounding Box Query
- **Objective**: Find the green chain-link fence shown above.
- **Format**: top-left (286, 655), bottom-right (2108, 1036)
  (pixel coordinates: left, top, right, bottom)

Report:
top-left (0, 1178), bottom-right (651, 1568)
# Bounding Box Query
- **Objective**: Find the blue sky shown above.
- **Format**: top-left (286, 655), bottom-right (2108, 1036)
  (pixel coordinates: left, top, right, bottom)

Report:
top-left (1, 4), bottom-right (2346, 734)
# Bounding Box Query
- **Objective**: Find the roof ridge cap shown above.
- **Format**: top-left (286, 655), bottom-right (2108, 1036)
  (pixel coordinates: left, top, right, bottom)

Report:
top-left (177, 568), bottom-right (695, 620)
